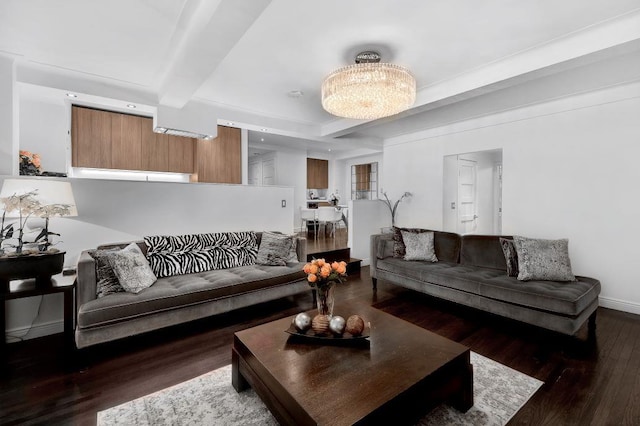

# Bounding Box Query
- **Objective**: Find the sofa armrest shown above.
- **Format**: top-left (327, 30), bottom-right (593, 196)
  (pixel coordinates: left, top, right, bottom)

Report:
top-left (370, 233), bottom-right (394, 278)
top-left (296, 236), bottom-right (307, 262)
top-left (76, 250), bottom-right (97, 314)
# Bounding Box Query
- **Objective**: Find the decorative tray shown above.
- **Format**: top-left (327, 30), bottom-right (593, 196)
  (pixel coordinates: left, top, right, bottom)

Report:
top-left (285, 323), bottom-right (370, 341)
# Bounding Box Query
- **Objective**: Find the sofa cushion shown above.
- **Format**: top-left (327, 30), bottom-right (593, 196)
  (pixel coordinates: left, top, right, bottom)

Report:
top-left (144, 232), bottom-right (258, 254)
top-left (77, 264), bottom-right (306, 329)
top-left (108, 243), bottom-right (157, 294)
top-left (377, 257), bottom-right (598, 316)
top-left (513, 236), bottom-right (575, 282)
top-left (256, 231), bottom-right (294, 266)
top-left (147, 246), bottom-right (258, 278)
top-left (401, 230), bottom-right (437, 262)
top-left (499, 238), bottom-right (519, 277)
top-left (393, 228), bottom-right (461, 263)
top-left (144, 232), bottom-right (259, 278)
top-left (460, 234), bottom-right (509, 271)
top-left (89, 248), bottom-right (125, 298)
top-left (392, 227), bottom-right (429, 258)
top-left (433, 231), bottom-right (462, 263)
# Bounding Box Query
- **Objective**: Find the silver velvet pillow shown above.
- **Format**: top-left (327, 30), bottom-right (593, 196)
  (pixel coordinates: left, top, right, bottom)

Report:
top-left (256, 231), bottom-right (293, 266)
top-left (401, 230), bottom-right (438, 262)
top-left (513, 236), bottom-right (575, 281)
top-left (108, 243), bottom-right (157, 293)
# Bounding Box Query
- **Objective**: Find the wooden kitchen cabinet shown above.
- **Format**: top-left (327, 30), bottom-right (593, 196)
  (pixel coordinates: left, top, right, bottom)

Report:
top-left (141, 119), bottom-right (169, 171)
top-left (72, 106), bottom-right (112, 168)
top-left (168, 135), bottom-right (195, 174)
top-left (307, 158), bottom-right (328, 189)
top-left (72, 105), bottom-right (195, 174)
top-left (195, 126), bottom-right (241, 183)
top-left (111, 113), bottom-right (143, 170)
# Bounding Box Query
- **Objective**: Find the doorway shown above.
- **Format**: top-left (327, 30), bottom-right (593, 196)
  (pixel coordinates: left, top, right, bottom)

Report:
top-left (443, 149), bottom-right (502, 235)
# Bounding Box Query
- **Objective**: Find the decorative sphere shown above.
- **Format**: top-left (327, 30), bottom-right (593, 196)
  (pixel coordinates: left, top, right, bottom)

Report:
top-left (329, 316), bottom-right (346, 335)
top-left (293, 312), bottom-right (312, 332)
top-left (312, 314), bottom-right (330, 334)
top-left (346, 315), bottom-right (365, 336)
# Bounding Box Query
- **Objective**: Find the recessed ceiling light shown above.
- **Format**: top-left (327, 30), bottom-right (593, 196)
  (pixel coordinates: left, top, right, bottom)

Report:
top-left (66, 93), bottom-right (77, 98)
top-left (260, 128), bottom-right (268, 132)
top-left (126, 104), bottom-right (136, 109)
top-left (260, 138), bottom-right (264, 142)
top-left (287, 90), bottom-right (304, 98)
top-left (328, 149), bottom-right (332, 152)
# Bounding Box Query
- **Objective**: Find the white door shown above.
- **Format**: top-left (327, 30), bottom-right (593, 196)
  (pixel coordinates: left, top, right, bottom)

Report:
top-left (262, 158), bottom-right (276, 185)
top-left (457, 159), bottom-right (477, 234)
top-left (248, 161), bottom-right (261, 185)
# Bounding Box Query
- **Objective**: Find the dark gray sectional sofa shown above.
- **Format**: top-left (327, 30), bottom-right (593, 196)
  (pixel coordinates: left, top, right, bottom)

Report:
top-left (75, 232), bottom-right (309, 348)
top-left (370, 231), bottom-right (600, 336)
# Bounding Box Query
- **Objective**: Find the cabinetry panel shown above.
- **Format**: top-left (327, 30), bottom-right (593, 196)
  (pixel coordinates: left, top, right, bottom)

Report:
top-left (141, 119), bottom-right (169, 171)
top-left (72, 106), bottom-right (112, 168)
top-left (307, 158), bottom-right (328, 189)
top-left (196, 126), bottom-right (241, 183)
top-left (111, 113), bottom-right (143, 170)
top-left (168, 136), bottom-right (195, 174)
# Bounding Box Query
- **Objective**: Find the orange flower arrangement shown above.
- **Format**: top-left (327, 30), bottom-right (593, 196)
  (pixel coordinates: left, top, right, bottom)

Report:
top-left (19, 150), bottom-right (42, 176)
top-left (303, 258), bottom-right (347, 289)
top-left (303, 258), bottom-right (348, 316)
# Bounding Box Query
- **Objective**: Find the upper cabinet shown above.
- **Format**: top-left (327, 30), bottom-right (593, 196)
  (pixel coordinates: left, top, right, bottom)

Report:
top-left (71, 105), bottom-right (195, 174)
top-left (111, 112), bottom-right (143, 170)
top-left (307, 158), bottom-right (328, 189)
top-left (168, 135), bottom-right (195, 174)
top-left (72, 106), bottom-right (112, 169)
top-left (195, 126), bottom-right (241, 183)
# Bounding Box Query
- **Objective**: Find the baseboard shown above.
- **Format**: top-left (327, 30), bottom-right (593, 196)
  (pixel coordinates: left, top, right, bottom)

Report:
top-left (5, 319), bottom-right (63, 343)
top-left (599, 296), bottom-right (640, 316)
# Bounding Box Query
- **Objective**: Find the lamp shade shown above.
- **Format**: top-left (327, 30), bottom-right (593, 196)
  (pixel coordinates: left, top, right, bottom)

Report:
top-left (0, 178), bottom-right (78, 217)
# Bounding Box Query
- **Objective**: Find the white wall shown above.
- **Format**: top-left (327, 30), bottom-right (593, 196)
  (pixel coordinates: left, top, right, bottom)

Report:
top-left (19, 97), bottom-right (68, 173)
top-left (1, 176), bottom-right (295, 341)
top-left (0, 55), bottom-right (17, 175)
top-left (348, 200), bottom-right (387, 265)
top-left (275, 149), bottom-right (307, 230)
top-left (384, 80), bottom-right (640, 314)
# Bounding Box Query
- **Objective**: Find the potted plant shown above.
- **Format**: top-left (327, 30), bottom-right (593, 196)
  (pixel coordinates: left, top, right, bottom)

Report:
top-left (0, 189), bottom-right (68, 290)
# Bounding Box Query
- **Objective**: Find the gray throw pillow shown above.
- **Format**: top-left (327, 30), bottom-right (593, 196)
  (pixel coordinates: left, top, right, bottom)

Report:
top-left (287, 237), bottom-right (299, 263)
top-left (392, 226), bottom-right (431, 258)
top-left (107, 243), bottom-right (157, 293)
top-left (513, 236), bottom-right (575, 282)
top-left (256, 231), bottom-right (293, 266)
top-left (89, 248), bottom-right (125, 298)
top-left (499, 237), bottom-right (519, 277)
top-left (401, 230), bottom-right (438, 262)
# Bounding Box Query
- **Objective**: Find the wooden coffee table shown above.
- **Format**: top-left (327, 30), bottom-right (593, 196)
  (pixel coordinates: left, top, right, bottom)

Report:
top-left (232, 304), bottom-right (473, 425)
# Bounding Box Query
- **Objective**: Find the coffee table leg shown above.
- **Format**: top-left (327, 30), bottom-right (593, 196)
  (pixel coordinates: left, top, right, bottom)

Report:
top-left (451, 362), bottom-right (474, 412)
top-left (231, 348), bottom-right (250, 392)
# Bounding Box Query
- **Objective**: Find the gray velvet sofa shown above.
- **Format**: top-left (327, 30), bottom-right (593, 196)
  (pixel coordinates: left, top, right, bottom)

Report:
top-left (75, 232), bottom-right (309, 348)
top-left (370, 232), bottom-right (600, 336)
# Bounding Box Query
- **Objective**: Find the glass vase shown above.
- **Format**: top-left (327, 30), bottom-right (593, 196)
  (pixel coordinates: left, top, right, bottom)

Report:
top-left (316, 283), bottom-right (335, 317)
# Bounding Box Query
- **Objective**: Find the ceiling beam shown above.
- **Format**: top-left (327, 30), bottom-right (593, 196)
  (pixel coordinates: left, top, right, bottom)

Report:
top-left (157, 0), bottom-right (272, 108)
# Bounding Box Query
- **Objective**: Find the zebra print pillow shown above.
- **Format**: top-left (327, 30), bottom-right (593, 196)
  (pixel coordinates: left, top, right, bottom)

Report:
top-left (145, 232), bottom-right (257, 254)
top-left (144, 232), bottom-right (258, 278)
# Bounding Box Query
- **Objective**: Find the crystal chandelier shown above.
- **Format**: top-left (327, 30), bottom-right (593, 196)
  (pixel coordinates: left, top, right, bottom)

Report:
top-left (321, 51), bottom-right (416, 120)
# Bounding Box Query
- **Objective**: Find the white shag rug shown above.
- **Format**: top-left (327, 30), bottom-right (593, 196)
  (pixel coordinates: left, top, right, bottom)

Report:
top-left (98, 352), bottom-right (542, 426)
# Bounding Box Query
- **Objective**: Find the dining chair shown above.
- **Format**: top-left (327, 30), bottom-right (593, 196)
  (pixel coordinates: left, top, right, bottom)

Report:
top-left (300, 208), bottom-right (318, 239)
top-left (316, 207), bottom-right (343, 238)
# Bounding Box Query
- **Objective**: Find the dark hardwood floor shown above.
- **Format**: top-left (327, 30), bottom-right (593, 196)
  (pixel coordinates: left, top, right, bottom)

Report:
top-left (2, 237), bottom-right (640, 425)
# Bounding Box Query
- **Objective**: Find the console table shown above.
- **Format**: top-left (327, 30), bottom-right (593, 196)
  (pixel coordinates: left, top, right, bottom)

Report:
top-left (1, 273), bottom-right (76, 358)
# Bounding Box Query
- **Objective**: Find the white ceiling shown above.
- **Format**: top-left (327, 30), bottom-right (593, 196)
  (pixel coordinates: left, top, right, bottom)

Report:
top-left (2, 0), bottom-right (640, 155)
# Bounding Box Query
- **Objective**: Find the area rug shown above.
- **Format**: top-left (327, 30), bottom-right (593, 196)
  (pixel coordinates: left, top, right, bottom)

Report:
top-left (98, 352), bottom-right (542, 426)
